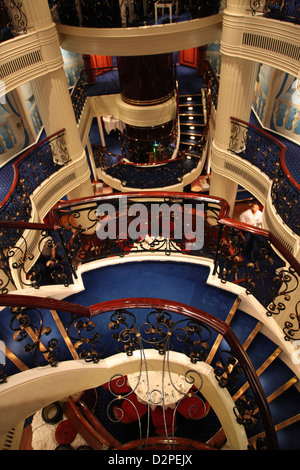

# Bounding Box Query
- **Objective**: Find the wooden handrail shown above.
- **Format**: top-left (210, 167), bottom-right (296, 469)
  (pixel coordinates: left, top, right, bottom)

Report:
top-left (219, 217), bottom-right (300, 276)
top-left (63, 397), bottom-right (121, 449)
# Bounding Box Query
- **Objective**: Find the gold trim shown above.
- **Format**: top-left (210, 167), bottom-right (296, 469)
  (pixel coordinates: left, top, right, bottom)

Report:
top-left (6, 347), bottom-right (28, 372)
top-left (243, 322), bottom-right (263, 351)
top-left (206, 299), bottom-right (240, 365)
top-left (267, 376), bottom-right (299, 404)
top-left (121, 91), bottom-right (174, 107)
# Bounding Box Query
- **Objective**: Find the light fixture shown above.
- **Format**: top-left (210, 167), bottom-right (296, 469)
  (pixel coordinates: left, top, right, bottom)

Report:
top-left (189, 126), bottom-right (195, 130)
top-left (190, 136), bottom-right (195, 140)
top-left (189, 116), bottom-right (194, 120)
top-left (188, 107), bottom-right (193, 110)
top-left (187, 97), bottom-right (192, 101)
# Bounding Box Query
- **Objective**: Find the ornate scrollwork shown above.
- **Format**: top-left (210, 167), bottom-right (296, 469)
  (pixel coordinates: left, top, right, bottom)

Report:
top-left (2, 0), bottom-right (28, 34)
top-left (266, 267), bottom-right (299, 317)
top-left (66, 314), bottom-right (105, 362)
top-left (109, 308), bottom-right (212, 363)
top-left (0, 131), bottom-right (69, 224)
top-left (0, 227), bottom-right (73, 294)
top-left (214, 349), bottom-right (243, 392)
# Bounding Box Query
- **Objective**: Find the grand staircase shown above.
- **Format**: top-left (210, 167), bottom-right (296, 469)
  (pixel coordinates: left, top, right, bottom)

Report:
top-left (1, 259), bottom-right (299, 450)
top-left (178, 93), bottom-right (206, 151)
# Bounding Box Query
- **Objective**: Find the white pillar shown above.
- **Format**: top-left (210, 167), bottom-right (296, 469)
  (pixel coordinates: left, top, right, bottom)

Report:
top-left (214, 55), bottom-right (259, 151)
top-left (209, 1), bottom-right (259, 214)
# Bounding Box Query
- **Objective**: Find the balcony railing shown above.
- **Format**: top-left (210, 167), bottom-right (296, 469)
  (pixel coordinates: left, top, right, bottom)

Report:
top-left (1, 191), bottom-right (299, 342)
top-left (73, 61), bottom-right (212, 189)
top-left (49, 0), bottom-right (221, 29)
top-left (249, 0), bottom-right (300, 23)
top-left (0, 129), bottom-right (70, 223)
top-left (0, 0), bottom-right (28, 43)
top-left (229, 117), bottom-right (300, 237)
top-left (0, 293), bottom-right (279, 449)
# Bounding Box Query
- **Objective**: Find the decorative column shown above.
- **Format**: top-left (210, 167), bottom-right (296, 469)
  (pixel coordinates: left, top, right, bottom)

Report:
top-left (209, 0), bottom-right (259, 214)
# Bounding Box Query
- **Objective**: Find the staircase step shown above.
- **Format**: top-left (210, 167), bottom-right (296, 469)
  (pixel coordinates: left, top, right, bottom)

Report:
top-left (259, 358), bottom-right (296, 397)
top-left (268, 386), bottom-right (300, 425)
top-left (275, 415), bottom-right (300, 450)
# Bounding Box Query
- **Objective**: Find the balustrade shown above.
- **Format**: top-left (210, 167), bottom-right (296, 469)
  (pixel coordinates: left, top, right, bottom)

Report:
top-left (229, 117), bottom-right (300, 237)
top-left (0, 190), bottom-right (299, 351)
top-left (0, 0), bottom-right (28, 43)
top-left (248, 0), bottom-right (300, 22)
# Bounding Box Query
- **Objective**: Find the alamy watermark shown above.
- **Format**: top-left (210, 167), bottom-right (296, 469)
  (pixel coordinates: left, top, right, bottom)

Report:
top-left (95, 198), bottom-right (205, 251)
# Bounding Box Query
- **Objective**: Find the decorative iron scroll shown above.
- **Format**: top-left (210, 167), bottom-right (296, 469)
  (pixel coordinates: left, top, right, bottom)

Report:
top-left (9, 305), bottom-right (60, 367)
top-left (283, 300), bottom-right (300, 342)
top-left (271, 164), bottom-right (300, 237)
top-left (0, 226), bottom-right (74, 294)
top-left (216, 224), bottom-right (293, 304)
top-left (0, 294), bottom-right (279, 449)
top-left (229, 118), bottom-right (282, 181)
top-left (53, 195), bottom-right (221, 269)
top-left (229, 117), bottom-right (299, 237)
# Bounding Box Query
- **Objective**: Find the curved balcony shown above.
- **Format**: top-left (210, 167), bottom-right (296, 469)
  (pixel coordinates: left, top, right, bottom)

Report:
top-left (1, 191), bottom-right (299, 339)
top-left (228, 117), bottom-right (300, 239)
top-left (53, 1), bottom-right (223, 57)
top-left (71, 61), bottom-right (212, 191)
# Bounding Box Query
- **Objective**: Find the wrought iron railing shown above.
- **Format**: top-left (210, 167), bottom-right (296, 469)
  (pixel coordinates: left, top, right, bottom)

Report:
top-left (0, 220), bottom-right (75, 294)
top-left (0, 294), bottom-right (279, 449)
top-left (214, 217), bottom-right (300, 329)
top-left (71, 67), bottom-right (120, 124)
top-left (248, 0), bottom-right (300, 23)
top-left (0, 191), bottom-right (299, 341)
top-left (0, 0), bottom-right (28, 42)
top-left (0, 129), bottom-right (70, 223)
top-left (229, 117), bottom-right (300, 237)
